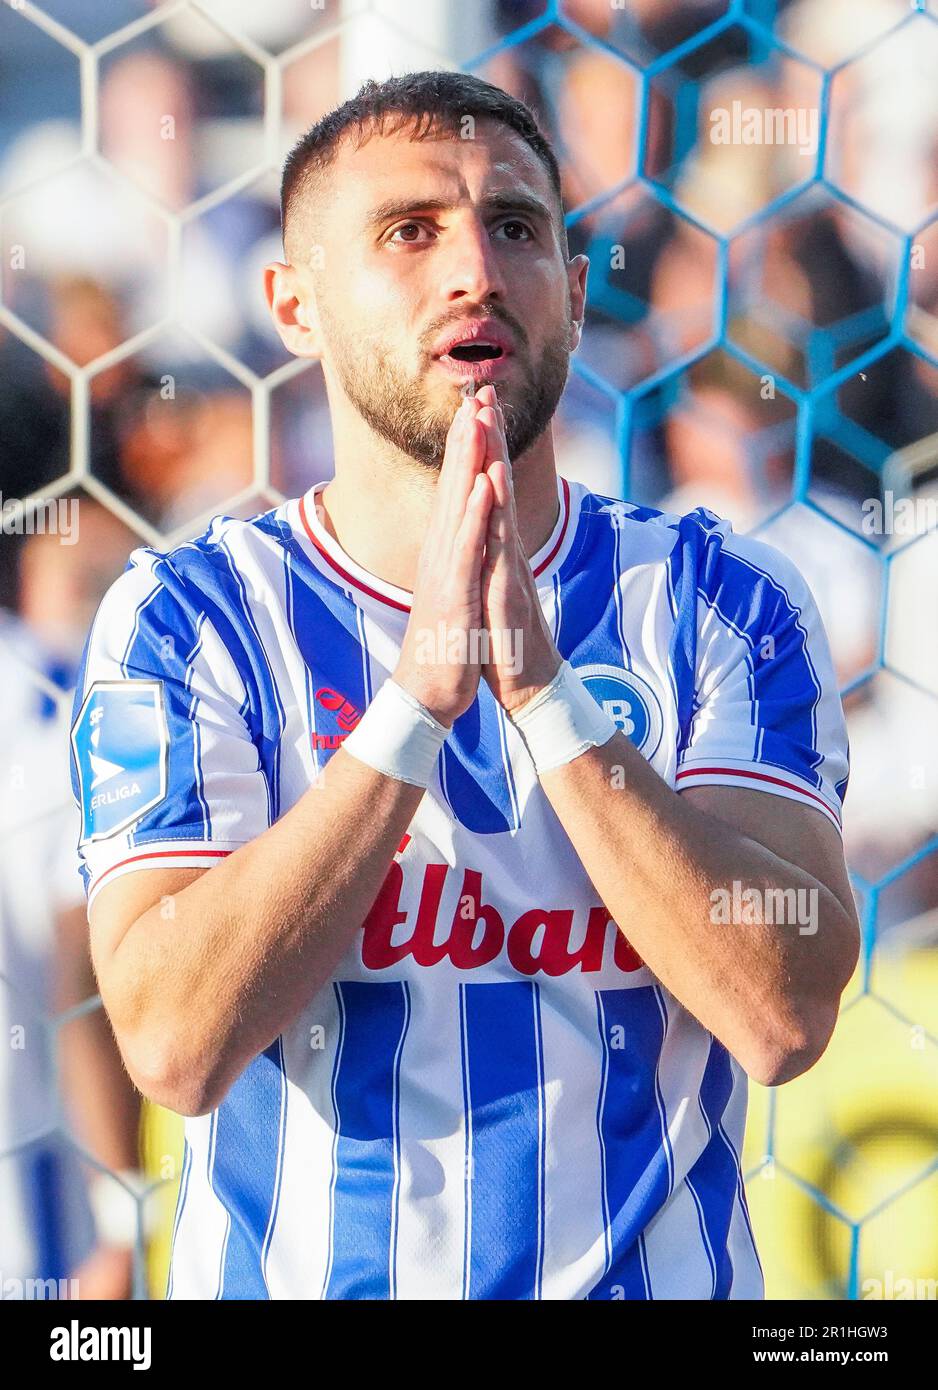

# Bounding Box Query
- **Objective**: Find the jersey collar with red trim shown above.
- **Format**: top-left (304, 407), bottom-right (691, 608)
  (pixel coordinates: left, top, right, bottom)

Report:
top-left (296, 475), bottom-right (574, 615)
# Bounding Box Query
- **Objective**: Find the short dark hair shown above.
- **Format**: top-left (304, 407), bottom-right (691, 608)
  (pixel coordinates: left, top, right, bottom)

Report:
top-left (280, 70), bottom-right (563, 254)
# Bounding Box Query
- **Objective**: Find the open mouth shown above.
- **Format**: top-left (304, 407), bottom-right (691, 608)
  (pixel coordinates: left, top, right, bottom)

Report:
top-left (446, 343), bottom-right (504, 363)
top-left (432, 320), bottom-right (515, 380)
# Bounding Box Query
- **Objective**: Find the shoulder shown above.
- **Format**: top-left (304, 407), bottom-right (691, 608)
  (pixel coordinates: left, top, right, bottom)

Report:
top-left (565, 484), bottom-right (820, 646)
top-left (95, 502), bottom-right (296, 627)
top-left (570, 482), bottom-right (812, 601)
top-left (570, 480), bottom-right (729, 554)
top-left (75, 503), bottom-right (298, 699)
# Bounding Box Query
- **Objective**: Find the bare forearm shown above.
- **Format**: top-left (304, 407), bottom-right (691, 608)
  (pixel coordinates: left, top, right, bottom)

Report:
top-left (104, 751), bottom-right (423, 1112)
top-left (94, 397), bottom-right (499, 1117)
top-left (540, 736), bottom-right (857, 1078)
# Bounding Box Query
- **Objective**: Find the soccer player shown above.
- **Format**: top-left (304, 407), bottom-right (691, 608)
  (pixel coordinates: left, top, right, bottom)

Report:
top-left (70, 72), bottom-right (859, 1300)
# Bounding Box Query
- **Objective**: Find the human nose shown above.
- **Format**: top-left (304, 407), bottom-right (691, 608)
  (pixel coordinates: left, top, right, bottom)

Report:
top-left (437, 215), bottom-right (507, 304)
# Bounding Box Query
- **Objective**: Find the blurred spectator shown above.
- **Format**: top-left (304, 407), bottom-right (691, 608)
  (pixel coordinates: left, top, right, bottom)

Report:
top-left (119, 383), bottom-right (253, 532)
top-left (0, 609), bottom-right (96, 1296)
top-left (1, 501), bottom-right (141, 1299)
top-left (0, 37), bottom-right (271, 536)
top-left (556, 47), bottom-right (637, 211)
top-left (659, 351), bottom-right (879, 686)
top-left (16, 498), bottom-right (136, 665)
top-left (167, 0), bottom-right (337, 57)
top-left (0, 279), bottom-right (152, 602)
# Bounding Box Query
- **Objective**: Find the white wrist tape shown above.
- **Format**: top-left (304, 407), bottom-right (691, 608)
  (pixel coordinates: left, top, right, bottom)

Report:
top-left (342, 678), bottom-right (449, 787)
top-left (508, 660), bottom-right (617, 773)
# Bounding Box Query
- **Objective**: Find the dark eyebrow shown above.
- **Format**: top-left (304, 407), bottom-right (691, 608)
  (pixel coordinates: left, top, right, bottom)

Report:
top-left (364, 192), bottom-right (553, 230)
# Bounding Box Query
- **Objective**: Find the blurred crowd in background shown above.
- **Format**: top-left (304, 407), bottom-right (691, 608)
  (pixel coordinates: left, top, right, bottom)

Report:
top-left (1, 0), bottom-right (937, 1298)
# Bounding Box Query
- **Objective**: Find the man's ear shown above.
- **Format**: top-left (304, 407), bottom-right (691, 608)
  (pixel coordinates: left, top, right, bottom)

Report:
top-left (263, 261), bottom-right (323, 359)
top-left (567, 253), bottom-right (589, 352)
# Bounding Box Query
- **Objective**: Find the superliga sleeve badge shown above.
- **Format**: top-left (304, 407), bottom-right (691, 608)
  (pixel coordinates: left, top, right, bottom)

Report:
top-left (72, 680), bottom-right (169, 841)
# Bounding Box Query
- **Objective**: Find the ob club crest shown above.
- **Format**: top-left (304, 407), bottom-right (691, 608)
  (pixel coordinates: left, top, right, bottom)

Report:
top-left (576, 663), bottom-right (664, 758)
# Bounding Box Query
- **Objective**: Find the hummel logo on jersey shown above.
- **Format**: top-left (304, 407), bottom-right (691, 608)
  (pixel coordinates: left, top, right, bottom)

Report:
top-left (315, 685), bottom-right (362, 729)
top-left (312, 684), bottom-right (362, 750)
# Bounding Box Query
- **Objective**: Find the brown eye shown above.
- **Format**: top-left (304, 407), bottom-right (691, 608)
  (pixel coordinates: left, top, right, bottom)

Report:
top-left (498, 220), bottom-right (532, 241)
top-left (391, 222), bottom-right (424, 243)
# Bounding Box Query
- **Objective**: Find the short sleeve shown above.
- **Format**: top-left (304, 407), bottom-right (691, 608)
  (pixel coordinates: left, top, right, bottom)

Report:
top-left (70, 550), bottom-right (271, 905)
top-left (674, 524), bottom-right (849, 833)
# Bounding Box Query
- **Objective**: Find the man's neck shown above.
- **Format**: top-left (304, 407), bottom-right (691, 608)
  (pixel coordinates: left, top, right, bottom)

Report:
top-left (313, 411), bottom-right (561, 594)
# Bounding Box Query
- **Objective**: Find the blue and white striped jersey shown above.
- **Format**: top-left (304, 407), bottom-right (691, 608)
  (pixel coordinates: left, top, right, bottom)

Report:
top-left (70, 477), bottom-right (848, 1300)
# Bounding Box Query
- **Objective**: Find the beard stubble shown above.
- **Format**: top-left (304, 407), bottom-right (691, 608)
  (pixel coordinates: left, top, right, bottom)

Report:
top-left (322, 302), bottom-right (573, 470)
